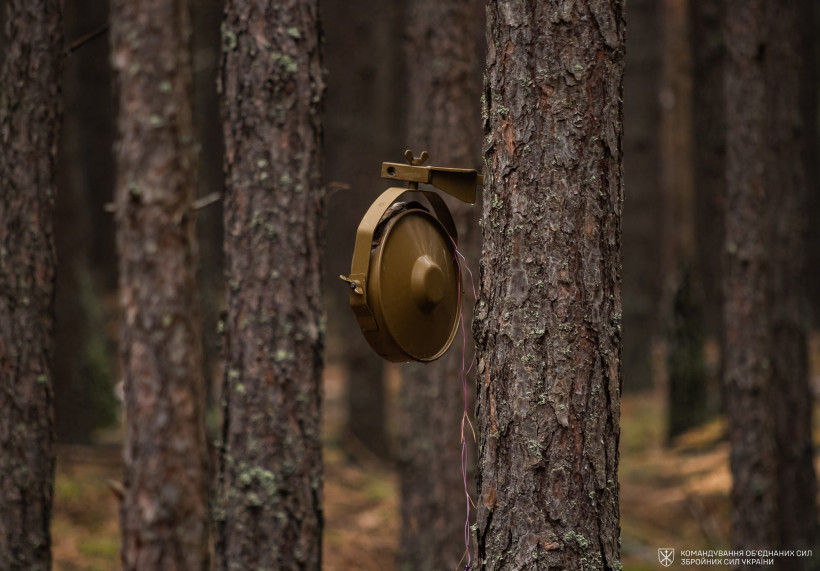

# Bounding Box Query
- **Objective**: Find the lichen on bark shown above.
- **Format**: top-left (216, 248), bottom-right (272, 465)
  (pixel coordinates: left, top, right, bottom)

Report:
top-left (475, 1), bottom-right (625, 569)
top-left (216, 0), bottom-right (326, 569)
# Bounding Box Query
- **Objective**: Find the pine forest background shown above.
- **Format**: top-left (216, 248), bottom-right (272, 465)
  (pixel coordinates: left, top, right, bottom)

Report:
top-left (2, 0), bottom-right (820, 569)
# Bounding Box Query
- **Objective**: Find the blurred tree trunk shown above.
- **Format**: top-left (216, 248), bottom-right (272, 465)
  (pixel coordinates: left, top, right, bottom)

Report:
top-left (397, 1), bottom-right (483, 569)
top-left (665, 264), bottom-right (707, 441)
top-left (722, 0), bottom-right (778, 557)
top-left (690, 0), bottom-right (726, 411)
top-left (55, 0), bottom-right (118, 444)
top-left (768, 0), bottom-right (818, 561)
top-left (190, 0), bottom-right (225, 430)
top-left (0, 1), bottom-right (62, 568)
top-left (475, 1), bottom-right (624, 569)
top-left (110, 0), bottom-right (211, 567)
top-left (216, 0), bottom-right (325, 568)
top-left (621, 0), bottom-right (661, 394)
top-left (806, 2), bottom-right (820, 329)
top-left (345, 349), bottom-right (389, 460)
top-left (659, 0), bottom-right (708, 441)
top-left (724, 2), bottom-right (819, 562)
top-left (321, 0), bottom-right (402, 462)
top-left (690, 0), bottom-right (725, 343)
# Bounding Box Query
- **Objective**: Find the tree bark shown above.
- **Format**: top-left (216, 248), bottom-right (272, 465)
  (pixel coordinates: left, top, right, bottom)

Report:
top-left (110, 0), bottom-right (211, 567)
top-left (475, 1), bottom-right (625, 569)
top-left (216, 1), bottom-right (325, 569)
top-left (398, 1), bottom-right (483, 568)
top-left (0, 1), bottom-right (62, 569)
top-left (722, 0), bottom-right (779, 558)
top-left (767, 0), bottom-right (818, 561)
top-left (723, 1), bottom-right (819, 563)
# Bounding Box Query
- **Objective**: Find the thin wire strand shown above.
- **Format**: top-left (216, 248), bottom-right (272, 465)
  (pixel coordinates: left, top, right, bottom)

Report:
top-left (450, 235), bottom-right (477, 570)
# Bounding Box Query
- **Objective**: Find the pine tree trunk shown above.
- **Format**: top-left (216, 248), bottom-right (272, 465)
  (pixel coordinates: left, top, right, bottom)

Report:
top-left (665, 265), bottom-right (708, 441)
top-left (690, 0), bottom-right (725, 350)
top-left (722, 0), bottom-right (779, 557)
top-left (690, 0), bottom-right (726, 416)
top-left (767, 0), bottom-right (818, 560)
top-left (191, 0), bottom-right (226, 426)
top-left (346, 349), bottom-right (389, 459)
top-left (321, 0), bottom-right (401, 463)
top-left (806, 2), bottom-right (820, 329)
top-left (0, 1), bottom-right (62, 569)
top-left (475, 1), bottom-right (625, 569)
top-left (659, 0), bottom-right (709, 441)
top-left (55, 0), bottom-right (118, 444)
top-left (659, 0), bottom-right (694, 279)
top-left (621, 0), bottom-right (661, 394)
top-left (110, 0), bottom-right (211, 567)
top-left (216, 0), bottom-right (325, 568)
top-left (398, 1), bottom-right (483, 568)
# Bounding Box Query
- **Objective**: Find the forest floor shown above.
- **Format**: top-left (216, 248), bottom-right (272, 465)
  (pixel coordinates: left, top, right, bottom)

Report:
top-left (52, 336), bottom-right (820, 571)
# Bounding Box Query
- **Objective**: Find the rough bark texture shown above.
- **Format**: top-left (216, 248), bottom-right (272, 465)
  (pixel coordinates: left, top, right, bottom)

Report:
top-left (0, 1), bottom-right (62, 569)
top-left (621, 0), bottom-right (661, 394)
top-left (767, 0), bottom-right (818, 561)
top-left (398, 1), bottom-right (483, 569)
top-left (475, 1), bottom-right (624, 569)
top-left (216, 1), bottom-right (325, 569)
top-left (110, 0), bottom-right (211, 568)
top-left (722, 0), bottom-right (779, 558)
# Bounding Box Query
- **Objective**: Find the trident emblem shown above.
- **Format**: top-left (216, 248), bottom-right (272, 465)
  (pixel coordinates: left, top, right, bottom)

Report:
top-left (658, 548), bottom-right (675, 567)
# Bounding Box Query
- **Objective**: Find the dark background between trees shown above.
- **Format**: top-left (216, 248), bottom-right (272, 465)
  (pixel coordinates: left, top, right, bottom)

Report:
top-left (2, 0), bottom-right (820, 569)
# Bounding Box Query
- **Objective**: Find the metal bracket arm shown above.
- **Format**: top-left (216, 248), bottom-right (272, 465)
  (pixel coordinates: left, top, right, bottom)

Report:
top-left (380, 162), bottom-right (483, 204)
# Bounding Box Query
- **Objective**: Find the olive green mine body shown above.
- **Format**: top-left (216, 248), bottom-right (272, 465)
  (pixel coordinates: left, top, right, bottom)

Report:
top-left (341, 150), bottom-right (482, 362)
